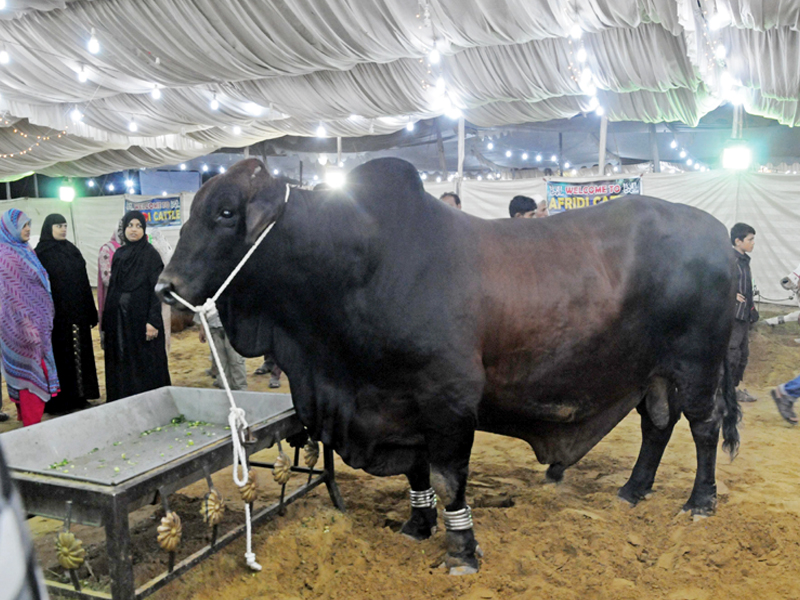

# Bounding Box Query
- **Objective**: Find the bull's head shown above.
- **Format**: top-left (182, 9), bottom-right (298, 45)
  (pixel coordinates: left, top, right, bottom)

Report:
top-left (156, 158), bottom-right (287, 308)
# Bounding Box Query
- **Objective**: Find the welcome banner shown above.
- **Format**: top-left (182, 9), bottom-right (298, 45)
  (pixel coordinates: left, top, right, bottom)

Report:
top-left (124, 196), bottom-right (182, 227)
top-left (546, 177), bottom-right (642, 214)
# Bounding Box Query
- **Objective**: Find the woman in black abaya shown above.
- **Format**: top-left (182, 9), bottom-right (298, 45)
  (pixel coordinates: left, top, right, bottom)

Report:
top-left (102, 211), bottom-right (170, 401)
top-left (35, 213), bottom-right (99, 414)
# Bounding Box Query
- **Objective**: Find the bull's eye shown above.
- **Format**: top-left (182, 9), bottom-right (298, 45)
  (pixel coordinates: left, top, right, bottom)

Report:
top-left (220, 209), bottom-right (234, 219)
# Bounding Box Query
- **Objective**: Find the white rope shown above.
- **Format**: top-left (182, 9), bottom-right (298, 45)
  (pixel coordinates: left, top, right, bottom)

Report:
top-left (167, 183), bottom-right (291, 573)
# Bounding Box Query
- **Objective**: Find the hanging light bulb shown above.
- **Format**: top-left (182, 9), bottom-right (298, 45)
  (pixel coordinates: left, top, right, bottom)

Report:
top-left (232, 125), bottom-right (242, 135)
top-left (522, 152), bottom-right (529, 160)
top-left (564, 161), bottom-right (571, 168)
top-left (570, 24), bottom-right (582, 39)
top-left (124, 179), bottom-right (133, 187)
top-left (536, 153), bottom-right (542, 162)
top-left (202, 164), bottom-right (208, 172)
top-left (179, 163), bottom-right (186, 170)
top-left (686, 158), bottom-right (693, 166)
top-left (107, 183), bottom-right (115, 192)
top-left (316, 124), bottom-right (327, 137)
top-left (87, 179), bottom-right (95, 188)
top-left (595, 106), bottom-right (605, 116)
top-left (88, 28), bottom-right (100, 54)
top-left (209, 94), bottom-right (219, 110)
top-left (714, 44), bottom-right (727, 60)
top-left (151, 86), bottom-right (161, 100)
top-left (551, 154), bottom-right (557, 162)
top-left (78, 65), bottom-right (88, 82)
top-left (128, 119), bottom-right (138, 132)
top-left (0, 49), bottom-right (9, 64)
top-left (505, 150), bottom-right (512, 158)
top-left (679, 149), bottom-right (687, 158)
top-left (70, 107), bottom-right (83, 123)
top-left (487, 142), bottom-right (494, 150)
top-left (406, 121), bottom-right (414, 131)
top-left (219, 166), bottom-right (226, 173)
top-left (576, 47), bottom-right (587, 63)
top-left (670, 139), bottom-right (678, 149)
top-left (428, 48), bottom-right (440, 64)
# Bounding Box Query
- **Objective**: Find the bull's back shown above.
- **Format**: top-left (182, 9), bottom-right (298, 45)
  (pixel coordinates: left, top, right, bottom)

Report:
top-left (473, 196), bottom-right (733, 431)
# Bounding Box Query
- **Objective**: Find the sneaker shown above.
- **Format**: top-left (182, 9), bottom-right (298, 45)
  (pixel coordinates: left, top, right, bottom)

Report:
top-left (736, 389), bottom-right (758, 403)
top-left (771, 387), bottom-right (798, 424)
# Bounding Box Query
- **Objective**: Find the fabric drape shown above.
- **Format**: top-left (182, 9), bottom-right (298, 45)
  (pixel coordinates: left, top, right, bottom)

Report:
top-left (35, 213), bottom-right (99, 413)
top-left (102, 211), bottom-right (171, 401)
top-left (0, 209), bottom-right (60, 403)
top-left (97, 220), bottom-right (124, 328)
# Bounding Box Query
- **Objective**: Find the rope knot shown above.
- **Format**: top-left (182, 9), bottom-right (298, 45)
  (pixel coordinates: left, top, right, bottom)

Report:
top-left (200, 298), bottom-right (219, 320)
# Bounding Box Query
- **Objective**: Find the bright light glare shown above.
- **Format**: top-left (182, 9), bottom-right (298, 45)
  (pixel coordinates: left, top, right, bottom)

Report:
top-left (487, 142), bottom-right (494, 150)
top-left (87, 179), bottom-right (95, 188)
top-left (316, 124), bottom-right (327, 137)
top-left (219, 166), bottom-right (226, 173)
top-left (210, 97), bottom-right (219, 110)
top-left (686, 159), bottom-right (693, 166)
top-left (151, 86), bottom-right (161, 100)
top-left (70, 108), bottom-right (83, 122)
top-left (576, 47), bottom-right (587, 62)
top-left (550, 155), bottom-right (557, 162)
top-left (564, 161), bottom-right (571, 168)
top-left (722, 145), bottom-right (752, 170)
top-left (536, 154), bottom-right (542, 161)
top-left (59, 186), bottom-right (75, 202)
top-left (679, 150), bottom-right (687, 158)
top-left (107, 183), bottom-right (115, 192)
top-left (670, 139), bottom-right (678, 149)
top-left (428, 48), bottom-right (440, 64)
top-left (0, 50), bottom-right (9, 64)
top-left (124, 179), bottom-right (133, 187)
top-left (406, 122), bottom-right (414, 131)
top-left (243, 102), bottom-right (262, 116)
top-left (202, 164), bottom-right (208, 172)
top-left (522, 153), bottom-right (529, 160)
top-left (78, 67), bottom-right (88, 82)
top-left (326, 169), bottom-right (346, 188)
top-left (179, 163), bottom-right (186, 170)
top-left (595, 106), bottom-right (605, 116)
top-left (232, 125), bottom-right (242, 135)
top-left (570, 24), bottom-right (582, 39)
top-left (128, 120), bottom-right (138, 132)
top-left (505, 150), bottom-right (512, 158)
top-left (714, 44), bottom-right (727, 60)
top-left (88, 29), bottom-right (99, 54)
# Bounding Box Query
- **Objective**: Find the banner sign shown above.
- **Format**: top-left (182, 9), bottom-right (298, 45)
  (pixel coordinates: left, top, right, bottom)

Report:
top-left (124, 197), bottom-right (182, 227)
top-left (546, 177), bottom-right (642, 214)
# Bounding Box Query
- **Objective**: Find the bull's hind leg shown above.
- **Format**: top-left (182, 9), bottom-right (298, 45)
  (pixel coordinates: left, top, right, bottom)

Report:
top-left (401, 455), bottom-right (438, 540)
top-left (682, 408), bottom-right (721, 516)
top-left (619, 394), bottom-right (680, 505)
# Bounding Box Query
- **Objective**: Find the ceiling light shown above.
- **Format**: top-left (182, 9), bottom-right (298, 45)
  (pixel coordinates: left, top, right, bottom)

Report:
top-left (694, 163), bottom-right (700, 170)
top-left (595, 106), bottom-right (605, 116)
top-left (127, 188), bottom-right (135, 194)
top-left (522, 152), bottom-right (529, 160)
top-left (570, 24), bottom-right (582, 39)
top-left (436, 176), bottom-right (442, 182)
top-left (151, 86), bottom-right (161, 100)
top-left (679, 150), bottom-right (687, 158)
top-left (202, 164), bottom-right (208, 172)
top-left (709, 14), bottom-right (724, 30)
top-left (87, 179), bottom-right (95, 188)
top-left (232, 125), bottom-right (242, 135)
top-left (59, 185), bottom-right (75, 202)
top-left (445, 106), bottom-right (462, 119)
top-left (243, 102), bottom-right (262, 116)
top-left (670, 139), bottom-right (677, 148)
top-left (162, 191), bottom-right (167, 196)
top-left (406, 122), bottom-right (414, 131)
top-left (78, 65), bottom-right (88, 82)
top-left (428, 48), bottom-right (440, 64)
top-left (70, 108), bottom-right (83, 123)
top-left (576, 47), bottom-right (587, 62)
top-left (128, 119), bottom-right (138, 132)
top-left (551, 154), bottom-right (557, 162)
top-left (179, 163), bottom-right (186, 170)
top-left (219, 166), bottom-right (226, 173)
top-left (326, 168), bottom-right (346, 188)
top-left (722, 144), bottom-right (752, 170)
top-left (316, 124), bottom-right (327, 137)
top-left (564, 161), bottom-right (571, 168)
top-left (124, 179), bottom-right (133, 187)
top-left (686, 159), bottom-right (693, 166)
top-left (0, 50), bottom-right (9, 64)
top-left (420, 173), bottom-right (427, 180)
top-left (505, 150), bottom-right (512, 158)
top-left (536, 154), bottom-right (542, 161)
top-left (487, 142), bottom-right (494, 150)
top-left (209, 95), bottom-right (219, 110)
top-left (714, 44), bottom-right (727, 60)
top-left (107, 183), bottom-right (115, 192)
top-left (88, 28), bottom-right (100, 54)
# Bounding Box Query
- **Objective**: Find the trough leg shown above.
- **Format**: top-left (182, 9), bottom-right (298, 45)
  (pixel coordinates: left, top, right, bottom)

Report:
top-left (105, 496), bottom-right (135, 600)
top-left (682, 415), bottom-right (720, 516)
top-left (401, 455), bottom-right (438, 540)
top-left (619, 401), bottom-right (678, 505)
top-left (323, 445), bottom-right (346, 511)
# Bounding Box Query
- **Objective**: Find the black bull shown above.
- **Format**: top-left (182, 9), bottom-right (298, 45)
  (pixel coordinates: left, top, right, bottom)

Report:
top-left (158, 158), bottom-right (740, 575)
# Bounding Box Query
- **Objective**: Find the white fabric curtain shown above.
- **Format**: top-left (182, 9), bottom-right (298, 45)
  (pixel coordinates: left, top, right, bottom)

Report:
top-left (0, 0), bottom-right (798, 179)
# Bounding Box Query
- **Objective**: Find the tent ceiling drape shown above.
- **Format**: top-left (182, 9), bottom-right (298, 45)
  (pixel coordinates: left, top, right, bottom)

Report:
top-left (0, 0), bottom-right (797, 179)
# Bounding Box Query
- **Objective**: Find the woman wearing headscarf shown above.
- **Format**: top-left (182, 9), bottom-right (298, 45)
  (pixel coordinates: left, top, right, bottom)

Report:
top-left (102, 211), bottom-right (170, 401)
top-left (0, 209), bottom-right (60, 426)
top-left (35, 214), bottom-right (99, 414)
top-left (97, 219), bottom-right (124, 329)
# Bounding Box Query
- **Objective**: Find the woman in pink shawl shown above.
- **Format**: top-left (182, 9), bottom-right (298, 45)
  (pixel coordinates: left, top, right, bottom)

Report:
top-left (97, 219), bottom-right (124, 330)
top-left (0, 209), bottom-right (60, 426)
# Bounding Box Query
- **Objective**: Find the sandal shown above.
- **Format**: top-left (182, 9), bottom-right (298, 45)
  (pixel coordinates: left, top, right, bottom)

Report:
top-left (771, 388), bottom-right (798, 425)
top-left (254, 362), bottom-right (269, 375)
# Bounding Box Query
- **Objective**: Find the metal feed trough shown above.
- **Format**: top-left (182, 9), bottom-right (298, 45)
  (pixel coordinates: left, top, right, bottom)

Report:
top-left (2, 386), bottom-right (344, 600)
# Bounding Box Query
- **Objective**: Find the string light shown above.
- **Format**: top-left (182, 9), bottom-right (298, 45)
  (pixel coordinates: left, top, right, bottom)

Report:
top-left (151, 85), bottom-right (161, 100)
top-left (522, 152), bottom-right (529, 160)
top-left (128, 119), bottom-right (138, 132)
top-left (0, 119), bottom-right (69, 159)
top-left (670, 139), bottom-right (678, 148)
top-left (209, 94), bottom-right (219, 110)
top-left (88, 28), bottom-right (100, 54)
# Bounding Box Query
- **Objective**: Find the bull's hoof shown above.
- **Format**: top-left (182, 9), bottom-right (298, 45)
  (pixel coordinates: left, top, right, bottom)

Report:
top-left (545, 463), bottom-right (565, 483)
top-left (682, 495), bottom-right (716, 517)
top-left (450, 564), bottom-right (479, 576)
top-left (443, 553), bottom-right (480, 576)
top-left (400, 507), bottom-right (438, 540)
top-left (617, 483), bottom-right (651, 506)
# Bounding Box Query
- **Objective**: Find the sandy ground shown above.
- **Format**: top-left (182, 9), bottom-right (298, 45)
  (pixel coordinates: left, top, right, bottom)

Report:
top-left (3, 307), bottom-right (800, 600)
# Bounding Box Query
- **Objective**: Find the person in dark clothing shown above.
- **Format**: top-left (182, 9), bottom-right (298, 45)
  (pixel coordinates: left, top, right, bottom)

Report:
top-left (102, 211), bottom-right (171, 401)
top-left (509, 195), bottom-right (537, 218)
top-left (728, 222), bottom-right (758, 403)
top-left (35, 213), bottom-right (99, 414)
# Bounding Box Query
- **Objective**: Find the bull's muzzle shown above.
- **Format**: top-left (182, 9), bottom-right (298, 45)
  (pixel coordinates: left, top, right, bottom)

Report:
top-left (156, 281), bottom-right (176, 305)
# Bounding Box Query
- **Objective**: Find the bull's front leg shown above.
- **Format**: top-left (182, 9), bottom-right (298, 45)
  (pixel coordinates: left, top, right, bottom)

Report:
top-left (429, 427), bottom-right (480, 575)
top-left (401, 455), bottom-right (438, 540)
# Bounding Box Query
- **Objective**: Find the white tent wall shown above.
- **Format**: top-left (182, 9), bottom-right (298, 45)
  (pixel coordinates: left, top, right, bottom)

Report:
top-left (1, 171), bottom-right (798, 307)
top-left (424, 171), bottom-right (800, 306)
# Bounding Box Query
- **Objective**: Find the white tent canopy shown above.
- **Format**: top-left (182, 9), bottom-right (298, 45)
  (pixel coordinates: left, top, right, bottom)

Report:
top-left (0, 0), bottom-right (798, 179)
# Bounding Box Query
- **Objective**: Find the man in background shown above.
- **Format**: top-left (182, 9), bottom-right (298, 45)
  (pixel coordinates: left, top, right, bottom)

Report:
top-left (509, 195), bottom-right (537, 218)
top-left (534, 194), bottom-right (550, 218)
top-left (728, 222), bottom-right (759, 404)
top-left (440, 192), bottom-right (462, 210)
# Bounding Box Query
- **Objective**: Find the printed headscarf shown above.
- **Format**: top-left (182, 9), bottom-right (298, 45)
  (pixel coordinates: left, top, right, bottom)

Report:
top-left (0, 209), bottom-right (50, 291)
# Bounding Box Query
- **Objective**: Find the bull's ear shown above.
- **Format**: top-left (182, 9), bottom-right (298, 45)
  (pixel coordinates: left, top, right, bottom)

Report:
top-left (244, 162), bottom-right (278, 245)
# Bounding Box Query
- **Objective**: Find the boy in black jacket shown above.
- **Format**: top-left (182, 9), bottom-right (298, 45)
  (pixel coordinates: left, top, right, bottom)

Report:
top-left (729, 223), bottom-right (758, 403)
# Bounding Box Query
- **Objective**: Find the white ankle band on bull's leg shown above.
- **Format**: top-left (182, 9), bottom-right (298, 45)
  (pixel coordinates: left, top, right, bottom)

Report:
top-left (443, 506), bottom-right (473, 531)
top-left (409, 488), bottom-right (437, 508)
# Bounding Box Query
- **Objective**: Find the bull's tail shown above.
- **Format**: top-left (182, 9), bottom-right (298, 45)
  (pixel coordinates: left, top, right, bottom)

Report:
top-left (720, 356), bottom-right (741, 459)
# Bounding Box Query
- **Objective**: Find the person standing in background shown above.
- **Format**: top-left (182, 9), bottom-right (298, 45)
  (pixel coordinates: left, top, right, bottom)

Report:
top-left (439, 192), bottom-right (462, 210)
top-left (102, 211), bottom-right (171, 401)
top-left (728, 223), bottom-right (759, 404)
top-left (35, 213), bottom-right (99, 415)
top-left (509, 195), bottom-right (537, 218)
top-left (0, 209), bottom-right (60, 426)
top-left (533, 194), bottom-right (550, 218)
top-left (97, 218), bottom-right (124, 332)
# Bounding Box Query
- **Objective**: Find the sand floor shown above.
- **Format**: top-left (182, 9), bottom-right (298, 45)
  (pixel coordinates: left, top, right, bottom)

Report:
top-left (3, 307), bottom-right (800, 600)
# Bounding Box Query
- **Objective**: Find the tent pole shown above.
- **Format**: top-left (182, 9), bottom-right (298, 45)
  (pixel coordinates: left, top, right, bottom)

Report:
top-left (33, 173), bottom-right (39, 198)
top-left (648, 123), bottom-right (660, 173)
top-left (5, 181), bottom-right (10, 199)
top-left (558, 133), bottom-right (563, 176)
top-left (599, 117), bottom-right (609, 175)
top-left (456, 117), bottom-right (465, 195)
top-left (435, 121), bottom-right (447, 174)
top-left (337, 137), bottom-right (342, 165)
